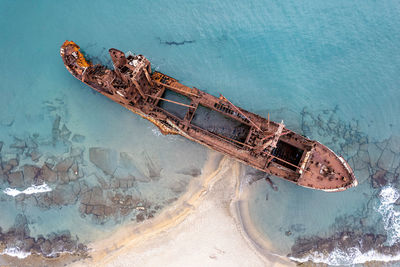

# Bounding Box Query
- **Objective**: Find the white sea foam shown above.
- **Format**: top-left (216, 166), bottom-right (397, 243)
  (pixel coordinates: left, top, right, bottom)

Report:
top-left (377, 186), bottom-right (400, 245)
top-left (290, 247), bottom-right (400, 266)
top-left (151, 127), bottom-right (162, 136)
top-left (1, 247), bottom-right (31, 259)
top-left (3, 183), bottom-right (52, 196)
top-left (290, 186), bottom-right (400, 266)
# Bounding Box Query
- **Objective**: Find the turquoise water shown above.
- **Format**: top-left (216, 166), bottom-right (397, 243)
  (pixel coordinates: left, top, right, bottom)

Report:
top-left (1, 0), bottom-right (400, 265)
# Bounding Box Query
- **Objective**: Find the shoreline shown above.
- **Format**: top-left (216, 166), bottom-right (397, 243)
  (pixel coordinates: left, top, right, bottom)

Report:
top-left (69, 152), bottom-right (291, 266)
top-left (232, 168), bottom-right (295, 266)
top-left (1, 151), bottom-right (294, 267)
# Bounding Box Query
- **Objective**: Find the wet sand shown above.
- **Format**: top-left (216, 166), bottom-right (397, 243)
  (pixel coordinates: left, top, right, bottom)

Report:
top-left (67, 152), bottom-right (293, 267)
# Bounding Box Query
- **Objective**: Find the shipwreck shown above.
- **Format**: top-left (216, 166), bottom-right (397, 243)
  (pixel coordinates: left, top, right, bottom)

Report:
top-left (60, 41), bottom-right (357, 192)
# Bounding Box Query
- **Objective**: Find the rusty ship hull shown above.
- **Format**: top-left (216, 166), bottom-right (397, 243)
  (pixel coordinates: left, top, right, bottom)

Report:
top-left (60, 41), bottom-right (357, 192)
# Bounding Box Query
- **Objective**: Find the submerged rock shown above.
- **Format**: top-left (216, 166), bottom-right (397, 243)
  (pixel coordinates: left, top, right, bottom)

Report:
top-left (110, 175), bottom-right (136, 189)
top-left (55, 157), bottom-right (74, 173)
top-left (144, 153), bottom-right (162, 180)
top-left (7, 171), bottom-right (24, 188)
top-left (289, 230), bottom-right (398, 265)
top-left (7, 158), bottom-right (19, 168)
top-left (89, 147), bottom-right (118, 175)
top-left (39, 164), bottom-right (57, 183)
top-left (52, 115), bottom-right (61, 137)
top-left (79, 186), bottom-right (112, 220)
top-left (71, 134), bottom-right (85, 143)
top-left (372, 170), bottom-right (387, 188)
top-left (0, 215), bottom-right (88, 258)
top-left (23, 165), bottom-right (41, 184)
top-left (30, 150), bottom-right (42, 162)
top-left (60, 124), bottom-right (72, 140)
top-left (378, 149), bottom-right (395, 170)
top-left (177, 167), bottom-right (202, 177)
top-left (10, 140), bottom-right (26, 150)
top-left (0, 115), bottom-right (14, 127)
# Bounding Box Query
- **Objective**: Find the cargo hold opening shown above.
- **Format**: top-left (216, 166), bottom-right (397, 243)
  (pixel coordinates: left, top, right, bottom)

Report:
top-left (157, 89), bottom-right (191, 119)
top-left (191, 105), bottom-right (250, 143)
top-left (271, 140), bottom-right (304, 171)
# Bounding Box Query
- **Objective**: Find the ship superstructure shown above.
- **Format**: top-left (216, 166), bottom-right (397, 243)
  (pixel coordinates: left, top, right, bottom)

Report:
top-left (61, 41), bottom-right (357, 191)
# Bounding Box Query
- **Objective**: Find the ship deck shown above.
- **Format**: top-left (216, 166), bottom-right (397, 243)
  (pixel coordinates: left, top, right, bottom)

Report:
top-left (60, 40), bottom-right (357, 191)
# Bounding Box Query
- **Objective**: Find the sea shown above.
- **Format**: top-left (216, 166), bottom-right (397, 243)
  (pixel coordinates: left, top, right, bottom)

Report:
top-left (0, 0), bottom-right (399, 266)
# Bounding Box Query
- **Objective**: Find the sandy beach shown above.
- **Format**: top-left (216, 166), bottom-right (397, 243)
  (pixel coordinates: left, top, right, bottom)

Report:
top-left (66, 152), bottom-right (293, 267)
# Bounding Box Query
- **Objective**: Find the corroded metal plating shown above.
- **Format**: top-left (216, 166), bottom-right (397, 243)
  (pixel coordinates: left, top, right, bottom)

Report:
top-left (60, 41), bottom-right (357, 192)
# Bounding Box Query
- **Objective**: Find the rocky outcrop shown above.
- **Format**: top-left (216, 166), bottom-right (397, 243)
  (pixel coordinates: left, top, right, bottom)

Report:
top-left (0, 215), bottom-right (87, 258)
top-left (289, 231), bottom-right (399, 262)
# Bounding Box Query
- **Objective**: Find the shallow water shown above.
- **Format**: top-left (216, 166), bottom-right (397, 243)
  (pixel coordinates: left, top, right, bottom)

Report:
top-left (1, 0), bottom-right (400, 265)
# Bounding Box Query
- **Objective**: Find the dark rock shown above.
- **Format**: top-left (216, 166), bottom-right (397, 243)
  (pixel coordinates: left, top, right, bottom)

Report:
top-left (136, 213), bottom-right (145, 222)
top-left (23, 164), bottom-right (41, 184)
top-left (372, 170), bottom-right (387, 188)
top-left (72, 134), bottom-right (85, 143)
top-left (58, 171), bottom-right (70, 184)
top-left (7, 171), bottom-right (24, 187)
top-left (23, 237), bottom-right (35, 251)
top-left (40, 164), bottom-right (57, 183)
top-left (92, 205), bottom-right (105, 216)
top-left (375, 234), bottom-right (387, 246)
top-left (55, 157), bottom-right (74, 172)
top-left (41, 239), bottom-right (53, 255)
top-left (2, 163), bottom-right (13, 173)
top-left (0, 141), bottom-right (3, 152)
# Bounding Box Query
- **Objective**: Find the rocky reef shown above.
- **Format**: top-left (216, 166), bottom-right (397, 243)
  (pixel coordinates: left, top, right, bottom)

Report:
top-left (289, 231), bottom-right (400, 264)
top-left (299, 107), bottom-right (400, 188)
top-left (0, 112), bottom-right (176, 259)
top-left (286, 107), bottom-right (400, 264)
top-left (0, 214), bottom-right (87, 258)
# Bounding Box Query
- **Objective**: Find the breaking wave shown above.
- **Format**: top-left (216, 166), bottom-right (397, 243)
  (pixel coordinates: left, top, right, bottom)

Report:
top-left (377, 186), bottom-right (400, 245)
top-left (3, 183), bottom-right (52, 197)
top-left (290, 186), bottom-right (400, 266)
top-left (289, 247), bottom-right (400, 266)
top-left (0, 247), bottom-right (31, 259)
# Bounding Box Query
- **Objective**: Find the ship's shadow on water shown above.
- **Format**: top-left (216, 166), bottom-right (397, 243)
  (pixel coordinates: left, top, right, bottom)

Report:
top-left (247, 106), bottom-right (400, 265)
